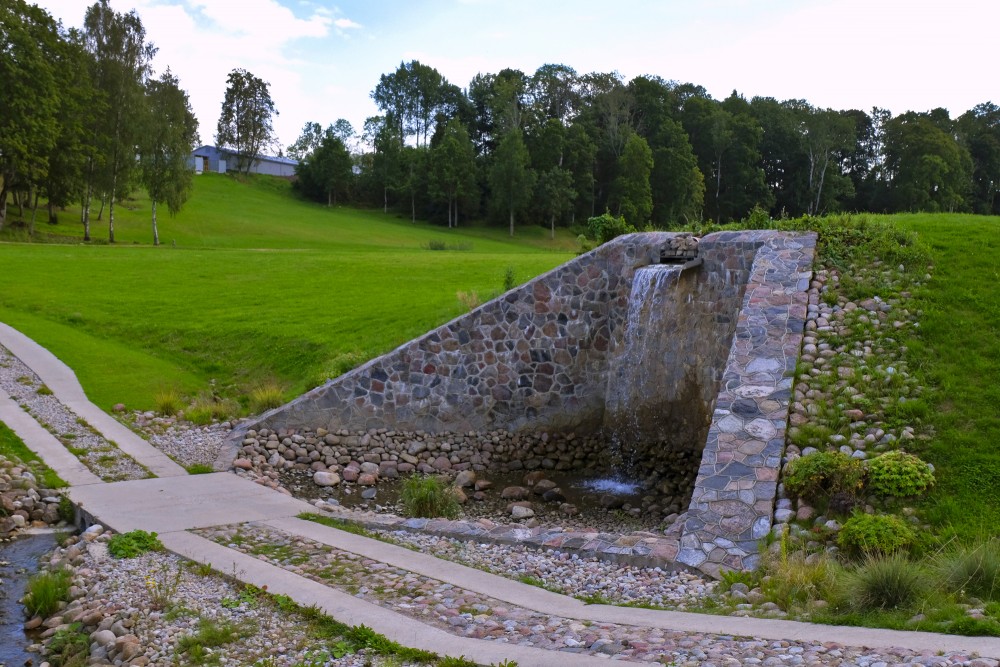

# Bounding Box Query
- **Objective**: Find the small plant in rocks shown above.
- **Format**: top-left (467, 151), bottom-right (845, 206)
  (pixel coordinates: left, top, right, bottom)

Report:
top-left (837, 512), bottom-right (917, 558)
top-left (24, 567), bottom-right (72, 617)
top-left (866, 450), bottom-right (935, 498)
top-left (400, 475), bottom-right (460, 519)
top-left (247, 379), bottom-right (285, 414)
top-left (154, 387), bottom-right (182, 416)
top-left (107, 529), bottom-right (163, 558)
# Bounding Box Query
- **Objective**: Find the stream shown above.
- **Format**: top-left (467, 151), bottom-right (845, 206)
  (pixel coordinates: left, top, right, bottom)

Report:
top-left (0, 530), bottom-right (58, 667)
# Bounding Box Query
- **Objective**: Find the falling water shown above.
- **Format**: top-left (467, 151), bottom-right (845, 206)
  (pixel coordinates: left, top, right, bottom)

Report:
top-left (603, 264), bottom-right (684, 476)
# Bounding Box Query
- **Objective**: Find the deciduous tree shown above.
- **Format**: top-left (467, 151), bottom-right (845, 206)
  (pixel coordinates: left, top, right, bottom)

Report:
top-left (139, 69), bottom-right (199, 245)
top-left (489, 129), bottom-right (535, 236)
top-left (216, 68), bottom-right (278, 176)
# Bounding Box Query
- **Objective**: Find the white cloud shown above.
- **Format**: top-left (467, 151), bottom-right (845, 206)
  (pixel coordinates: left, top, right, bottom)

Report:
top-left (334, 17), bottom-right (361, 29)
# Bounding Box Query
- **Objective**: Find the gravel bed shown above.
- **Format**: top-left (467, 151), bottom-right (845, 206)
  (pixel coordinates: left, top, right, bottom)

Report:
top-left (0, 346), bottom-right (149, 482)
top-left (367, 528), bottom-right (713, 608)
top-left (128, 412), bottom-right (233, 470)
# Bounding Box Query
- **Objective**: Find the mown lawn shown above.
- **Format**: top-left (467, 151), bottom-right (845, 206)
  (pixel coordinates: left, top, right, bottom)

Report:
top-left (891, 213), bottom-right (1000, 541)
top-left (0, 174), bottom-right (574, 410)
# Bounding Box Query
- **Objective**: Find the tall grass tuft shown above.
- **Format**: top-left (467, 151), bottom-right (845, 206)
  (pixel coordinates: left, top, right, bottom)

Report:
top-left (24, 568), bottom-right (72, 618)
top-left (400, 475), bottom-right (460, 519)
top-left (760, 549), bottom-right (838, 611)
top-left (841, 552), bottom-right (927, 612)
top-left (154, 387), bottom-right (182, 416)
top-left (247, 379), bottom-right (284, 414)
top-left (185, 394), bottom-right (239, 425)
top-left (936, 540), bottom-right (1000, 602)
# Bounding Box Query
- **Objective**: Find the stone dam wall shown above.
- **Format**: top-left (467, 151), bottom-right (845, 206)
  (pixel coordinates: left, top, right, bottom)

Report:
top-left (237, 230), bottom-right (816, 575)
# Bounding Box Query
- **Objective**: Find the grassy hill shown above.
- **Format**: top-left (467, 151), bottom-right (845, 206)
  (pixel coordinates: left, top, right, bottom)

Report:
top-left (0, 174), bottom-right (576, 409)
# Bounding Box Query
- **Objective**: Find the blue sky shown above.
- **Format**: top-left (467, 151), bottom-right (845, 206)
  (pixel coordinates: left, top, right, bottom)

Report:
top-left (38, 0), bottom-right (999, 151)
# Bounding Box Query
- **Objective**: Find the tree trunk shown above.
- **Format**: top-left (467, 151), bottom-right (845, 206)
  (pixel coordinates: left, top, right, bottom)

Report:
top-left (411, 193), bottom-right (415, 223)
top-left (455, 199), bottom-right (459, 228)
top-left (0, 184), bottom-right (7, 232)
top-left (29, 189), bottom-right (39, 236)
top-left (550, 213), bottom-right (555, 240)
top-left (509, 205), bottom-right (514, 237)
top-left (383, 186), bottom-right (387, 214)
top-left (48, 200), bottom-right (57, 225)
top-left (82, 186), bottom-right (91, 241)
top-left (328, 189), bottom-right (332, 207)
top-left (97, 197), bottom-right (105, 221)
top-left (108, 169), bottom-right (117, 243)
top-left (151, 199), bottom-right (159, 246)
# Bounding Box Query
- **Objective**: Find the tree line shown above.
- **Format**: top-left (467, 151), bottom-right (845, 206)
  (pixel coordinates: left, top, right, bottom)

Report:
top-left (292, 61), bottom-right (999, 233)
top-left (4, 0), bottom-right (999, 242)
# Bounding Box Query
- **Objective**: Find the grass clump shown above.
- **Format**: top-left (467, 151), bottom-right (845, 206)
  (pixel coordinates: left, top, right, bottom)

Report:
top-left (46, 623), bottom-right (90, 667)
top-left (837, 513), bottom-right (917, 558)
top-left (936, 540), bottom-right (1000, 602)
top-left (760, 549), bottom-right (838, 612)
top-left (108, 529), bottom-right (163, 558)
top-left (185, 394), bottom-right (239, 425)
top-left (297, 512), bottom-right (375, 537)
top-left (247, 379), bottom-right (285, 414)
top-left (401, 475), bottom-right (461, 519)
top-left (154, 387), bottom-right (182, 416)
top-left (185, 463), bottom-right (214, 475)
top-left (839, 552), bottom-right (927, 611)
top-left (866, 450), bottom-right (935, 498)
top-left (24, 567), bottom-right (72, 617)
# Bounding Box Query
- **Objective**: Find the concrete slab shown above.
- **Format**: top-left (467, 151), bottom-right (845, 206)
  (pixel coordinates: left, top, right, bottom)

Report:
top-left (270, 516), bottom-right (1000, 657)
top-left (0, 389), bottom-right (103, 487)
top-left (67, 473), bottom-right (314, 533)
top-left (161, 531), bottom-right (614, 667)
top-left (0, 322), bottom-right (186, 478)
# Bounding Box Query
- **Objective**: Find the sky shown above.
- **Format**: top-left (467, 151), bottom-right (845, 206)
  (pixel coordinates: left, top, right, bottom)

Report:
top-left (36, 0), bottom-right (1000, 153)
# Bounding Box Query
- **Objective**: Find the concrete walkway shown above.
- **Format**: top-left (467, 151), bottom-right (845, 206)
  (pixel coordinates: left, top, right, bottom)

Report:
top-left (3, 322), bottom-right (1000, 665)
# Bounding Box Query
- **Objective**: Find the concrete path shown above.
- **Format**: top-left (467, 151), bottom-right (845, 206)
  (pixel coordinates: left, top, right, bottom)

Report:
top-left (3, 322), bottom-right (1000, 664)
top-left (0, 322), bottom-right (185, 478)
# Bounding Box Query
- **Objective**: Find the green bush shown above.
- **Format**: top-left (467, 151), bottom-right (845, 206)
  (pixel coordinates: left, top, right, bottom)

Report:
top-left (837, 513), bottom-right (917, 558)
top-left (24, 567), bottom-right (72, 617)
top-left (841, 552), bottom-right (927, 611)
top-left (866, 450), bottom-right (935, 498)
top-left (586, 212), bottom-right (635, 244)
top-left (108, 529), bottom-right (163, 558)
top-left (782, 451), bottom-right (865, 505)
top-left (937, 541), bottom-right (1000, 602)
top-left (400, 475), bottom-right (460, 519)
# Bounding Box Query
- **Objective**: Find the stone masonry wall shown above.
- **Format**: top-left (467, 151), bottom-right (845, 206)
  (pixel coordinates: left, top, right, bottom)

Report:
top-left (245, 233), bottom-right (674, 436)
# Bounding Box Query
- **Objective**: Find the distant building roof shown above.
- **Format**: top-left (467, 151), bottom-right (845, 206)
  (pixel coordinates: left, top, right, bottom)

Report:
top-left (191, 145), bottom-right (298, 166)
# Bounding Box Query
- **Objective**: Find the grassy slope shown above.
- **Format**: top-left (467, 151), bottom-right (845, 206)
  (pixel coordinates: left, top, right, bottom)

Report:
top-left (0, 174), bottom-right (574, 409)
top-left (891, 213), bottom-right (1000, 539)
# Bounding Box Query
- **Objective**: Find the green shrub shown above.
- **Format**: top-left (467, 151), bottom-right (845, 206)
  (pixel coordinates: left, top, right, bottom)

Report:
top-left (46, 623), bottom-right (90, 667)
top-left (782, 451), bottom-right (865, 505)
top-left (840, 552), bottom-right (927, 611)
top-left (24, 567), bottom-right (72, 617)
top-left (937, 541), bottom-right (1000, 602)
top-left (866, 450), bottom-right (935, 498)
top-left (400, 475), bottom-right (460, 519)
top-left (502, 265), bottom-right (517, 292)
top-left (837, 513), bottom-right (917, 558)
top-left (586, 212), bottom-right (636, 244)
top-left (108, 529), bottom-right (163, 558)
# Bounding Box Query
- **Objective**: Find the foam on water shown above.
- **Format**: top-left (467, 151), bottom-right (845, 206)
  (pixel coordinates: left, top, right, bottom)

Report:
top-left (576, 477), bottom-right (642, 495)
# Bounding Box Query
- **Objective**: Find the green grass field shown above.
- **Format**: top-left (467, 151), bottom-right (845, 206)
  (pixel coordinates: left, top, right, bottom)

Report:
top-left (0, 174), bottom-right (574, 409)
top-left (891, 214), bottom-right (1000, 540)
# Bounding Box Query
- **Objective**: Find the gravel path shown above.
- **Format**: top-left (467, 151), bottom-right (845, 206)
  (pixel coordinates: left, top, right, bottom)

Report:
top-left (198, 522), bottom-right (996, 666)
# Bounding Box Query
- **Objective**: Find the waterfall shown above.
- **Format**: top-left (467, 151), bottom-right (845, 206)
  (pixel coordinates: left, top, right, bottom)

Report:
top-left (604, 264), bottom-right (683, 474)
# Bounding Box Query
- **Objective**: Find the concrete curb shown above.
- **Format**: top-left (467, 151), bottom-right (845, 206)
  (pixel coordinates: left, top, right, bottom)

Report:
top-left (0, 323), bottom-right (187, 478)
